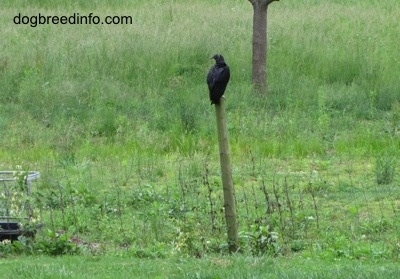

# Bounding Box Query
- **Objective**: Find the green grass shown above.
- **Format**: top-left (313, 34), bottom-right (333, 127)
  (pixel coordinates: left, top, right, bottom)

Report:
top-left (2, 255), bottom-right (400, 279)
top-left (1, 0), bottom-right (400, 277)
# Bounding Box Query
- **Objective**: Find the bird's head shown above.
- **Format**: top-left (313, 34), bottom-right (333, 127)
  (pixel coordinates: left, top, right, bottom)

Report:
top-left (210, 54), bottom-right (225, 64)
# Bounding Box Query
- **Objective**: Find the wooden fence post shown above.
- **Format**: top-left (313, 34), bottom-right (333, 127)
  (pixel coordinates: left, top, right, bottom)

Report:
top-left (214, 97), bottom-right (238, 253)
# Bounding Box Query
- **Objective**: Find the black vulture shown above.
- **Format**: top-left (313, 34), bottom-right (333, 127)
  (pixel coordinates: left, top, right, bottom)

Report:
top-left (207, 54), bottom-right (230, 105)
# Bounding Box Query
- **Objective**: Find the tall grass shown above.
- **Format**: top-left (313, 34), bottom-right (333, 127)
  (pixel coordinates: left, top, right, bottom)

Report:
top-left (1, 0), bottom-right (398, 162)
top-left (0, 0), bottom-right (399, 264)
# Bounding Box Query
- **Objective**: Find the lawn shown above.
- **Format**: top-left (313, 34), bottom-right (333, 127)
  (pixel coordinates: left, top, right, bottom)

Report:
top-left (2, 255), bottom-right (400, 278)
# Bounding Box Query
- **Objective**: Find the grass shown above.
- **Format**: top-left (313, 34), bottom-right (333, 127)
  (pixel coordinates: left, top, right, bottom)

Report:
top-left (2, 255), bottom-right (400, 279)
top-left (1, 0), bottom-right (400, 277)
top-left (1, 1), bottom-right (398, 159)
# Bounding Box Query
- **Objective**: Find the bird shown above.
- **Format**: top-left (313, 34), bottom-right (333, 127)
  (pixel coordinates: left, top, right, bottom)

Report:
top-left (206, 54), bottom-right (230, 105)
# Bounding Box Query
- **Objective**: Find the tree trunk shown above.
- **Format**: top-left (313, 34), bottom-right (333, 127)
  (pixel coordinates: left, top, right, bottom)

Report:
top-left (251, 1), bottom-right (268, 95)
top-left (215, 98), bottom-right (238, 253)
top-left (249, 0), bottom-right (279, 96)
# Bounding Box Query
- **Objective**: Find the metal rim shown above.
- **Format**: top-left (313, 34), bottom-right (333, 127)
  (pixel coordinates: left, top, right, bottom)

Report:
top-left (0, 171), bottom-right (40, 182)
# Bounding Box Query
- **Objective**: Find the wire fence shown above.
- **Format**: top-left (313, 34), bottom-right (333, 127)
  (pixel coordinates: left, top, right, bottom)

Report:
top-left (6, 154), bottom-right (399, 255)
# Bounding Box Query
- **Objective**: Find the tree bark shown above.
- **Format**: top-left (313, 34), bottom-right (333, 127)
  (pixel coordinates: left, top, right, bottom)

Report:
top-left (248, 0), bottom-right (279, 95)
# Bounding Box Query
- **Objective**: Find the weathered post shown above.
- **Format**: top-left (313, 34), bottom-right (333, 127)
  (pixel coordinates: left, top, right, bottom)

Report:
top-left (214, 97), bottom-right (238, 253)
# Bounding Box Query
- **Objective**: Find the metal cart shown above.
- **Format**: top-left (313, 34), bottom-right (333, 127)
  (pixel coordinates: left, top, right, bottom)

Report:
top-left (0, 171), bottom-right (40, 241)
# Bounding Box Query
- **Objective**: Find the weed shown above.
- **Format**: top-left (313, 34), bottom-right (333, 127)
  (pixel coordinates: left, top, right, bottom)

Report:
top-left (375, 154), bottom-right (396, 185)
top-left (239, 224), bottom-right (280, 256)
top-left (35, 229), bottom-right (80, 256)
